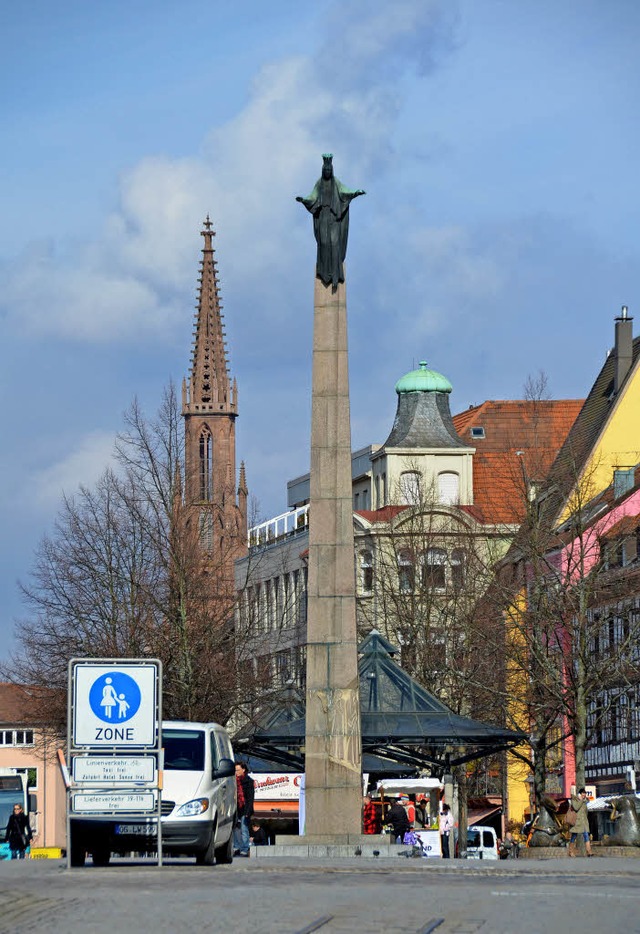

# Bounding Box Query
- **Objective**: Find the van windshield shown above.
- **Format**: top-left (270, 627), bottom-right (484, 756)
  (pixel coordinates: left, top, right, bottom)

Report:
top-left (163, 729), bottom-right (205, 771)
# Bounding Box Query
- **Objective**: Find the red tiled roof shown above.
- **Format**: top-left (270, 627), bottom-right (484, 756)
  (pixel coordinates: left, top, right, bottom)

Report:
top-left (0, 684), bottom-right (42, 725)
top-left (356, 505), bottom-right (409, 524)
top-left (601, 513), bottom-right (640, 541)
top-left (538, 336), bottom-right (640, 527)
top-left (453, 400), bottom-right (583, 525)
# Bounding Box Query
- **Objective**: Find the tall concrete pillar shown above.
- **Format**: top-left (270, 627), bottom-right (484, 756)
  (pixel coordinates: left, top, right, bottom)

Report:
top-left (303, 275), bottom-right (363, 838)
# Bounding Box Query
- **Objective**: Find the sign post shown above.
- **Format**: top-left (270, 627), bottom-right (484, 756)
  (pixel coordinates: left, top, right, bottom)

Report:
top-left (67, 659), bottom-right (162, 868)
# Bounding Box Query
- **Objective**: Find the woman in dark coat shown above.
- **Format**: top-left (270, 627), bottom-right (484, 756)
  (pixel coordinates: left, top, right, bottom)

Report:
top-left (385, 798), bottom-right (411, 843)
top-left (6, 803), bottom-right (32, 859)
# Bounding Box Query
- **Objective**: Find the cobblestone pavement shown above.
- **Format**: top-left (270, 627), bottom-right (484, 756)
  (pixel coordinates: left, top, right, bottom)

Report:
top-left (1, 856), bottom-right (640, 934)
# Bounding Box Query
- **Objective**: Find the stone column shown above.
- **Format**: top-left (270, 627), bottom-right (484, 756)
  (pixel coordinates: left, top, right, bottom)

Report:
top-left (304, 275), bottom-right (362, 838)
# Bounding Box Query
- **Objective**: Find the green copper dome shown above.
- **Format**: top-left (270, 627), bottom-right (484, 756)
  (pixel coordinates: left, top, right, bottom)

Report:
top-left (394, 361), bottom-right (452, 395)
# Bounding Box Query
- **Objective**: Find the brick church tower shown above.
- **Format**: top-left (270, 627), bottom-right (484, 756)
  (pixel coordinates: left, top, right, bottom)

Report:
top-left (182, 217), bottom-right (248, 584)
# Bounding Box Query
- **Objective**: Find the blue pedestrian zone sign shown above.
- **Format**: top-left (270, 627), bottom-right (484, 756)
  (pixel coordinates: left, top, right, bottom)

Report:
top-left (89, 672), bottom-right (141, 724)
top-left (72, 662), bottom-right (159, 748)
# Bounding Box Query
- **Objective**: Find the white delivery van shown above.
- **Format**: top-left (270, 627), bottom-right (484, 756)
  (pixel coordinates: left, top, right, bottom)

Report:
top-left (466, 824), bottom-right (499, 860)
top-left (69, 721), bottom-right (237, 867)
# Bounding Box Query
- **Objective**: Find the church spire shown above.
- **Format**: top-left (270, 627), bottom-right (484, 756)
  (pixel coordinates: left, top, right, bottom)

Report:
top-left (185, 215), bottom-right (237, 415)
top-left (182, 218), bottom-right (247, 565)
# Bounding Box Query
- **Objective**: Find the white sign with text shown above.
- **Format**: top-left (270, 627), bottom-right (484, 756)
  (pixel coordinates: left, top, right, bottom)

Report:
top-left (73, 663), bottom-right (158, 747)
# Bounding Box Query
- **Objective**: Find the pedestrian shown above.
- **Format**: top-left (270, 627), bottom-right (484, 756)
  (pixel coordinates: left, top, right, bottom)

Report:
top-left (499, 831), bottom-right (519, 859)
top-left (233, 761), bottom-right (254, 857)
top-left (400, 794), bottom-right (415, 827)
top-left (363, 794), bottom-right (381, 834)
top-left (249, 819), bottom-right (267, 846)
top-left (385, 796), bottom-right (411, 843)
top-left (6, 803), bottom-right (32, 860)
top-left (439, 804), bottom-right (453, 858)
top-left (568, 787), bottom-right (592, 857)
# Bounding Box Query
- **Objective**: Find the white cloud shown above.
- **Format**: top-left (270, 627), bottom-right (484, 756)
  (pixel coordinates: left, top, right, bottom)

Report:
top-left (27, 430), bottom-right (116, 512)
top-left (0, 0), bottom-right (457, 346)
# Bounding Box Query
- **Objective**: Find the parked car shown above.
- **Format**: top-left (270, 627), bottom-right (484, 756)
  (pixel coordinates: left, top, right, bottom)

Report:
top-left (466, 824), bottom-right (499, 859)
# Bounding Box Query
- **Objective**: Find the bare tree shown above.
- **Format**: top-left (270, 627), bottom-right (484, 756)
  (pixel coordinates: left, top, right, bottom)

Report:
top-left (492, 450), bottom-right (640, 802)
top-left (6, 385), bottom-right (256, 732)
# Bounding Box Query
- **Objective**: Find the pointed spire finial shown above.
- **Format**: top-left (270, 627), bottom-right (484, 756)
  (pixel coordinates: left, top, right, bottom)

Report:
top-left (201, 215), bottom-right (215, 250)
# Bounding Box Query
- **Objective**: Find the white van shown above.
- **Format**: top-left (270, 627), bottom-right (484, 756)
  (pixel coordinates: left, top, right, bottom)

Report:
top-left (70, 721), bottom-right (237, 867)
top-left (466, 824), bottom-right (499, 860)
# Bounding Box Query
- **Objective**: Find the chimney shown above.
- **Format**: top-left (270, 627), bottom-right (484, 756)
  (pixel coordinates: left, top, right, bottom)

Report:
top-left (614, 305), bottom-right (633, 393)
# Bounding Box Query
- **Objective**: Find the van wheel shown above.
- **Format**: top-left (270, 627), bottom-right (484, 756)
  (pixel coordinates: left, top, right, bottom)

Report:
top-left (92, 848), bottom-right (111, 867)
top-left (215, 832), bottom-right (234, 865)
top-left (196, 824), bottom-right (216, 866)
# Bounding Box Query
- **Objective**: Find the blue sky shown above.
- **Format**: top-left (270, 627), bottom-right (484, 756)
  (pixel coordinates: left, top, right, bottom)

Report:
top-left (1, 0), bottom-right (640, 658)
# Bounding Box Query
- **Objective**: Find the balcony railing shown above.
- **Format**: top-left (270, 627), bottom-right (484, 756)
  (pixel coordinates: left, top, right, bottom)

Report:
top-left (248, 504), bottom-right (309, 548)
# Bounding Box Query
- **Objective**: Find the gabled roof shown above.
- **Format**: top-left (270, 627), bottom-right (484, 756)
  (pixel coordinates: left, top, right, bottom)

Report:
top-left (0, 683), bottom-right (45, 725)
top-left (236, 631), bottom-right (525, 772)
top-left (538, 336), bottom-right (640, 528)
top-left (453, 400), bottom-right (583, 525)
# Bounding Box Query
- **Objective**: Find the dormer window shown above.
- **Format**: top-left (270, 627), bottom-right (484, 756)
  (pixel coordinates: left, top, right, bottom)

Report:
top-left (471, 426), bottom-right (485, 439)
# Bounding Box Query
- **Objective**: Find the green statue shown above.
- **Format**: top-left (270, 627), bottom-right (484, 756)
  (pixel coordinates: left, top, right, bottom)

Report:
top-left (296, 154), bottom-right (365, 291)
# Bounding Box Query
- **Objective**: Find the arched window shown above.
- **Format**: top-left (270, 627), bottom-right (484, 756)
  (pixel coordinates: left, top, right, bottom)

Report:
top-left (422, 548), bottom-right (446, 589)
top-left (397, 550), bottom-right (415, 593)
top-left (199, 510), bottom-right (214, 551)
top-left (400, 471), bottom-right (421, 506)
top-left (438, 471), bottom-right (459, 505)
top-left (451, 548), bottom-right (465, 590)
top-left (359, 550), bottom-right (373, 594)
top-left (199, 428), bottom-right (213, 501)
top-left (375, 475), bottom-right (381, 509)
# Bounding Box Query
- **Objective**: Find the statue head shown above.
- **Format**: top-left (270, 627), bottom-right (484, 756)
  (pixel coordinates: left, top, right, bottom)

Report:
top-left (322, 153), bottom-right (334, 180)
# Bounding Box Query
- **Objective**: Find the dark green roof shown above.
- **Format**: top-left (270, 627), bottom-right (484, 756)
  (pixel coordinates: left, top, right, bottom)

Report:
top-left (235, 631), bottom-right (525, 772)
top-left (395, 361), bottom-right (452, 395)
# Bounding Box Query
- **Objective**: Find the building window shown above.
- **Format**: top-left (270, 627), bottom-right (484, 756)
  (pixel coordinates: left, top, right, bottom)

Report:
top-left (422, 548), bottom-right (446, 589)
top-left (375, 475), bottom-right (380, 509)
top-left (198, 428), bottom-right (213, 501)
top-left (0, 730), bottom-right (34, 746)
top-left (359, 551), bottom-right (373, 594)
top-left (400, 471), bottom-right (421, 506)
top-left (362, 489), bottom-right (368, 510)
top-left (275, 650), bottom-right (291, 686)
top-left (354, 492), bottom-right (360, 510)
top-left (451, 549), bottom-right (465, 590)
top-left (397, 630), bottom-right (417, 671)
top-left (471, 427), bottom-right (485, 439)
top-left (382, 473), bottom-right (387, 506)
top-left (438, 472), bottom-right (459, 505)
top-left (397, 551), bottom-right (415, 593)
top-left (198, 510), bottom-right (214, 551)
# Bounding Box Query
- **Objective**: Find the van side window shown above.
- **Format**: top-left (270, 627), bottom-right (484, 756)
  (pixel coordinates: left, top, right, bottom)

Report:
top-left (483, 831), bottom-right (494, 848)
top-left (215, 731), bottom-right (229, 766)
top-left (210, 733), bottom-right (219, 772)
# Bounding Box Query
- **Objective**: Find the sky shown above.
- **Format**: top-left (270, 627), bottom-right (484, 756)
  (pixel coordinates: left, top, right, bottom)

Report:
top-left (1, 0), bottom-right (640, 659)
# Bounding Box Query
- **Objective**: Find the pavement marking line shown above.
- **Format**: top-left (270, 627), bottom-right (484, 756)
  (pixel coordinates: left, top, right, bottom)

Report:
top-left (492, 890), bottom-right (640, 900)
top-left (417, 920), bottom-right (445, 934)
top-left (293, 914), bottom-right (334, 934)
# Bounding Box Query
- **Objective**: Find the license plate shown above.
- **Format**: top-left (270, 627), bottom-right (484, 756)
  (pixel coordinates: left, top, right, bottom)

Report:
top-left (115, 823), bottom-right (157, 836)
